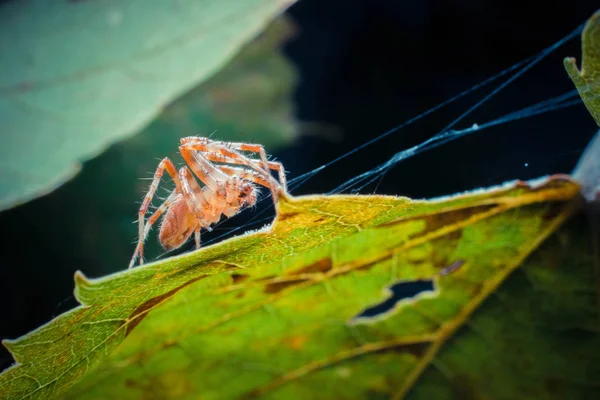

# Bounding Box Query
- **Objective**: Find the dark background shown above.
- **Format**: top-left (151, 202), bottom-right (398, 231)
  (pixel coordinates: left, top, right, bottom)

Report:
top-left (1, 0), bottom-right (599, 369)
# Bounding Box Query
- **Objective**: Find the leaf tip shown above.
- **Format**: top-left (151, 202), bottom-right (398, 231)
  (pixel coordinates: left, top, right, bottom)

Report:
top-left (1, 338), bottom-right (14, 351)
top-left (73, 270), bottom-right (93, 306)
top-left (563, 57), bottom-right (582, 82)
top-left (1, 337), bottom-right (20, 365)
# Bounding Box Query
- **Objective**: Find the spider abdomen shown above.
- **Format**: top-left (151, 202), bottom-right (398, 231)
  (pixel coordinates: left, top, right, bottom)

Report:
top-left (158, 197), bottom-right (197, 250)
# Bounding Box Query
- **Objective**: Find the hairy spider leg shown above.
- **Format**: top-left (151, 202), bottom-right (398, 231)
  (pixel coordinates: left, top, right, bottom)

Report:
top-left (179, 145), bottom-right (237, 223)
top-left (195, 228), bottom-right (201, 249)
top-left (179, 138), bottom-right (270, 179)
top-left (179, 144), bottom-right (229, 188)
top-left (130, 164), bottom-right (208, 268)
top-left (133, 158), bottom-right (182, 268)
top-left (190, 144), bottom-right (278, 203)
top-left (178, 167), bottom-right (207, 214)
top-left (229, 142), bottom-right (287, 191)
top-left (129, 192), bottom-right (176, 268)
top-left (217, 165), bottom-right (272, 190)
top-left (179, 166), bottom-right (212, 231)
top-left (180, 137), bottom-right (287, 190)
top-left (179, 139), bottom-right (282, 202)
top-left (203, 152), bottom-right (287, 191)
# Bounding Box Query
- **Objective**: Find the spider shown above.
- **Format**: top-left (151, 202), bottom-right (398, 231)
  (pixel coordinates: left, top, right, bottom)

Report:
top-left (129, 137), bottom-right (287, 269)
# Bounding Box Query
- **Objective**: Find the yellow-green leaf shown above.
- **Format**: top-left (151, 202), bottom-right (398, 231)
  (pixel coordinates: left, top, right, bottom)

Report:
top-left (565, 9), bottom-right (600, 125)
top-left (0, 0), bottom-right (295, 211)
top-left (2, 174), bottom-right (595, 399)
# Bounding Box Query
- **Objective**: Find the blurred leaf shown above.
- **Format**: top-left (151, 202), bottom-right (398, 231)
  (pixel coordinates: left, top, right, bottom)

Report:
top-left (150, 15), bottom-right (298, 148)
top-left (10, 15), bottom-right (300, 277)
top-left (3, 175), bottom-right (597, 399)
top-left (0, 0), bottom-right (296, 211)
top-left (565, 9), bottom-right (600, 126)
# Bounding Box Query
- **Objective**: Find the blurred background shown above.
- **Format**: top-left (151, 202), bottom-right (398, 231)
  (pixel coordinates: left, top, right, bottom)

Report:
top-left (0, 0), bottom-right (598, 369)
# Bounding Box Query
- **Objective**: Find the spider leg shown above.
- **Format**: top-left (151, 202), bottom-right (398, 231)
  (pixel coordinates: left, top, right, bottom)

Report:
top-left (194, 228), bottom-right (201, 249)
top-left (129, 191), bottom-right (177, 269)
top-left (217, 165), bottom-right (273, 190)
top-left (179, 139), bottom-right (282, 201)
top-left (133, 158), bottom-right (183, 267)
top-left (180, 137), bottom-right (286, 189)
top-left (226, 142), bottom-right (287, 191)
top-left (178, 166), bottom-right (212, 230)
top-left (215, 165), bottom-right (281, 213)
top-left (179, 144), bottom-right (229, 192)
top-left (203, 152), bottom-right (286, 191)
top-left (180, 146), bottom-right (244, 227)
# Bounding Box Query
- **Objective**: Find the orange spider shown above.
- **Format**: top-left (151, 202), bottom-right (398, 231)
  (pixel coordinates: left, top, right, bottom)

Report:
top-left (129, 137), bottom-right (287, 269)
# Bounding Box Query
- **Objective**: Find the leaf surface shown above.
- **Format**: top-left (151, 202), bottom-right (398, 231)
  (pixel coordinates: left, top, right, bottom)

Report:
top-left (2, 175), bottom-right (596, 399)
top-left (565, 9), bottom-right (600, 126)
top-left (0, 0), bottom-right (295, 211)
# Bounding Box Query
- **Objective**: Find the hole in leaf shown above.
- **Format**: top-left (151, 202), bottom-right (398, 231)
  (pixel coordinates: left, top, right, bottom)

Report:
top-left (351, 280), bottom-right (435, 323)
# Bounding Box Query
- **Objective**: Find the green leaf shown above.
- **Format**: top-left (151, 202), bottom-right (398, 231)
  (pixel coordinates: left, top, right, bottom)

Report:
top-left (24, 14), bottom-right (300, 276)
top-left (2, 175), bottom-right (595, 399)
top-left (0, 0), bottom-right (295, 211)
top-left (565, 9), bottom-right (600, 126)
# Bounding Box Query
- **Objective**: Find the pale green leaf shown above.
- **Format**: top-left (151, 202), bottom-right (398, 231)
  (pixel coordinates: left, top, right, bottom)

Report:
top-left (0, 0), bottom-right (295, 211)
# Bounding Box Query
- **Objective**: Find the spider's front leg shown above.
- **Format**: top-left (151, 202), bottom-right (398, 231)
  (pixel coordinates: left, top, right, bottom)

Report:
top-left (129, 192), bottom-right (176, 268)
top-left (203, 152), bottom-right (286, 198)
top-left (180, 137), bottom-right (286, 202)
top-left (224, 141), bottom-right (287, 192)
top-left (130, 157), bottom-right (182, 268)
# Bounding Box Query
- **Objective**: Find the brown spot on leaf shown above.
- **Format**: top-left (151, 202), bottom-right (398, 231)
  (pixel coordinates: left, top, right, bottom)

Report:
top-left (287, 258), bottom-right (332, 275)
top-left (374, 342), bottom-right (429, 358)
top-left (469, 282), bottom-right (484, 297)
top-left (514, 180), bottom-right (531, 189)
top-left (541, 202), bottom-right (569, 221)
top-left (354, 260), bottom-right (378, 272)
top-left (444, 229), bottom-right (463, 242)
top-left (426, 231), bottom-right (463, 269)
top-left (256, 275), bottom-right (276, 282)
top-left (379, 204), bottom-right (497, 236)
top-left (231, 273), bottom-right (249, 283)
top-left (284, 335), bottom-right (308, 350)
top-left (421, 205), bottom-right (497, 234)
top-left (277, 211), bottom-right (301, 222)
top-left (125, 275), bottom-right (207, 336)
top-left (264, 278), bottom-right (307, 294)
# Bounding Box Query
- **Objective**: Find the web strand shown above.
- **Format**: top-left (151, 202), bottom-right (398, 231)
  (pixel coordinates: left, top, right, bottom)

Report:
top-left (199, 22), bottom-right (585, 247)
top-left (330, 25), bottom-right (583, 194)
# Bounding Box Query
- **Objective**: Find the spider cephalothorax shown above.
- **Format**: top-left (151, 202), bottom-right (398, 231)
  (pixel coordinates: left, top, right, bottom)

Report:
top-left (129, 137), bottom-right (286, 268)
top-left (224, 177), bottom-right (258, 212)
